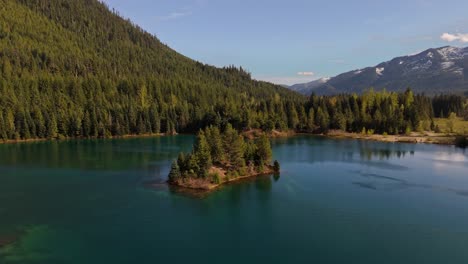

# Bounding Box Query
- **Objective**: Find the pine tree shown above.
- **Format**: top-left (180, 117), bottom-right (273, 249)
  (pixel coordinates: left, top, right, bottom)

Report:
top-left (307, 108), bottom-right (315, 132)
top-left (224, 124), bottom-right (245, 168)
top-left (47, 115), bottom-right (58, 139)
top-left (193, 130), bottom-right (212, 176)
top-left (287, 103), bottom-right (299, 129)
top-left (0, 113), bottom-right (6, 140)
top-left (255, 135), bottom-right (272, 165)
top-left (316, 107), bottom-right (329, 132)
top-left (177, 152), bottom-right (187, 172)
top-left (206, 126), bottom-right (225, 164)
top-left (168, 160), bottom-right (181, 182)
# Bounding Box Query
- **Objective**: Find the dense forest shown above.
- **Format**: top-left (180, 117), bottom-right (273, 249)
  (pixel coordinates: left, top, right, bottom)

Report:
top-left (0, 0), bottom-right (467, 142)
top-left (0, 0), bottom-right (304, 140)
top-left (305, 90), bottom-right (468, 135)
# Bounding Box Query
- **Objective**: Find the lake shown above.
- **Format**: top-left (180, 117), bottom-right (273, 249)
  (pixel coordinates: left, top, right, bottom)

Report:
top-left (1, 135), bottom-right (467, 263)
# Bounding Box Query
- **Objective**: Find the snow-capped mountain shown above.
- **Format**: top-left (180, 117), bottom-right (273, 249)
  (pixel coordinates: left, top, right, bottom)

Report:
top-left (290, 46), bottom-right (468, 95)
top-left (289, 77), bottom-right (330, 94)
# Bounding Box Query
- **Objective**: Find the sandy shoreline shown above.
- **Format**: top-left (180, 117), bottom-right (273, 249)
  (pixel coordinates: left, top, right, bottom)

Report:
top-left (323, 130), bottom-right (457, 145)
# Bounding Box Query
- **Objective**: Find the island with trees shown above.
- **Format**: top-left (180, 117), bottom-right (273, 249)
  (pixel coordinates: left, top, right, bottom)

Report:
top-left (168, 125), bottom-right (280, 190)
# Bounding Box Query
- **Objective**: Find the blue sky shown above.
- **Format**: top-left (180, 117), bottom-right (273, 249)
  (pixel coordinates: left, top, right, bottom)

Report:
top-left (102, 0), bottom-right (468, 85)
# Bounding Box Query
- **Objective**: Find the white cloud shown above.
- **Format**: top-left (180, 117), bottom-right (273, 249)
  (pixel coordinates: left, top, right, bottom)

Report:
top-left (297, 72), bottom-right (315, 76)
top-left (441, 33), bottom-right (468, 43)
top-left (157, 11), bottom-right (192, 21)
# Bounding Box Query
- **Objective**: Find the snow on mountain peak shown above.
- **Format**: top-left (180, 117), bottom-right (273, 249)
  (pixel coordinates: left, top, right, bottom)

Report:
top-left (376, 67), bottom-right (384, 76)
top-left (437, 46), bottom-right (463, 61)
top-left (441, 61), bottom-right (454, 70)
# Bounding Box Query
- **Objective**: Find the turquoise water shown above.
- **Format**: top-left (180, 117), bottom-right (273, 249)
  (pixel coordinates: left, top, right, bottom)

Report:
top-left (0, 135), bottom-right (468, 263)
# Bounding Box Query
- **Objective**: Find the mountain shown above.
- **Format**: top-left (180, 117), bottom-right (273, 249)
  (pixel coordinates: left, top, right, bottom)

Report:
top-left (290, 46), bottom-right (468, 95)
top-left (289, 78), bottom-right (330, 94)
top-left (0, 0), bottom-right (304, 140)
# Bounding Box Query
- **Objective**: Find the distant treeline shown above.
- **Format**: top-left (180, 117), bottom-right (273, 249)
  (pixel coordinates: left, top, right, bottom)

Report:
top-left (305, 90), bottom-right (467, 135)
top-left (1, 79), bottom-right (466, 140)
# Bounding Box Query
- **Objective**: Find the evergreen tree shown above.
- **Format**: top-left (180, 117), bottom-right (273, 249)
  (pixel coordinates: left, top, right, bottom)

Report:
top-left (316, 107), bottom-right (329, 132)
top-left (206, 126), bottom-right (225, 164)
top-left (223, 124), bottom-right (245, 168)
top-left (307, 108), bottom-right (315, 132)
top-left (193, 130), bottom-right (212, 176)
top-left (168, 160), bottom-right (181, 182)
top-left (256, 135), bottom-right (272, 165)
top-left (47, 115), bottom-right (58, 139)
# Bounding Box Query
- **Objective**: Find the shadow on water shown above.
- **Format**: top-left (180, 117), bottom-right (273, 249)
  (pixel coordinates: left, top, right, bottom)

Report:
top-left (350, 170), bottom-right (468, 198)
top-left (352, 182), bottom-right (378, 190)
top-left (165, 174), bottom-right (278, 199)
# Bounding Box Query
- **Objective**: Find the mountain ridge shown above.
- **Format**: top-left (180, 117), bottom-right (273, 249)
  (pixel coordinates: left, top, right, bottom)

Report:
top-left (290, 46), bottom-right (468, 95)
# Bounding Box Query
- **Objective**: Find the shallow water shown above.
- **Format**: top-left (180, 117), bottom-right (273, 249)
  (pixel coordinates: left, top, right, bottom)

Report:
top-left (0, 135), bottom-right (467, 263)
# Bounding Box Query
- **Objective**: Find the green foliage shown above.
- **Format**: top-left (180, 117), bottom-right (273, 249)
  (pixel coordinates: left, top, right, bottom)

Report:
top-left (432, 95), bottom-right (465, 118)
top-left (168, 161), bottom-right (181, 182)
top-left (244, 140), bottom-right (258, 164)
top-left (0, 0), bottom-right (305, 141)
top-left (223, 124), bottom-right (245, 168)
top-left (447, 112), bottom-right (457, 133)
top-left (307, 89), bottom-right (441, 135)
top-left (193, 130), bottom-right (212, 175)
top-left (205, 126), bottom-right (225, 164)
top-left (255, 135), bottom-right (272, 165)
top-left (210, 172), bottom-right (221, 184)
top-left (173, 125), bottom-right (274, 180)
top-left (237, 166), bottom-right (248, 177)
top-left (307, 108), bottom-right (315, 132)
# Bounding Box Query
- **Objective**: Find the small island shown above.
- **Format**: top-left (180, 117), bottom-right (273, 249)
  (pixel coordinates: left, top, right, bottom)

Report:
top-left (168, 125), bottom-right (280, 190)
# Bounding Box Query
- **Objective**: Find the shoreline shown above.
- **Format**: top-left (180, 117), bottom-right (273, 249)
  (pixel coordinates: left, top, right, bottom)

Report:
top-left (169, 165), bottom-right (276, 191)
top-left (322, 130), bottom-right (458, 146)
top-left (0, 130), bottom-right (464, 147)
top-left (242, 129), bottom-right (296, 140)
top-left (0, 133), bottom-right (167, 145)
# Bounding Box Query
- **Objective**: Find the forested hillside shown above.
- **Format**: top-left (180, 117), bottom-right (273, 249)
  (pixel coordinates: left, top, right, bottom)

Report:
top-left (0, 0), bottom-right (466, 142)
top-left (0, 0), bottom-right (305, 140)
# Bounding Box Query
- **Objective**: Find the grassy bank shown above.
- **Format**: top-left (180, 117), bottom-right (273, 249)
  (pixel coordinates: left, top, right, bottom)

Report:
top-left (326, 130), bottom-right (457, 145)
top-left (434, 118), bottom-right (468, 134)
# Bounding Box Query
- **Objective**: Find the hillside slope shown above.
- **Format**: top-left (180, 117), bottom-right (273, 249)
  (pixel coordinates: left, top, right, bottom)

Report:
top-left (290, 46), bottom-right (468, 95)
top-left (0, 0), bottom-right (304, 140)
